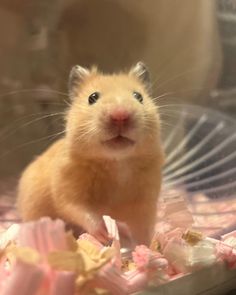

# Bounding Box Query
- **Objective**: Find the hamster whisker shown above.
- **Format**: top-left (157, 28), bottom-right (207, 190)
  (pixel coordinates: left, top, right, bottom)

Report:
top-left (144, 101), bottom-right (159, 112)
top-left (71, 104), bottom-right (96, 113)
top-left (0, 88), bottom-right (68, 99)
top-left (75, 121), bottom-right (97, 131)
top-left (157, 87), bottom-right (210, 98)
top-left (158, 112), bottom-right (185, 121)
top-left (157, 104), bottom-right (186, 109)
top-left (0, 112), bottom-right (66, 144)
top-left (159, 121), bottom-right (177, 129)
top-left (156, 67), bottom-right (205, 91)
top-left (0, 111), bottom-right (62, 134)
top-left (152, 54), bottom-right (219, 90)
top-left (143, 117), bottom-right (175, 131)
top-left (0, 130), bottom-right (66, 160)
top-left (156, 107), bottom-right (188, 116)
top-left (75, 125), bottom-right (99, 143)
top-left (63, 99), bottom-right (73, 107)
top-left (150, 43), bottom-right (201, 87)
top-left (152, 92), bottom-right (176, 103)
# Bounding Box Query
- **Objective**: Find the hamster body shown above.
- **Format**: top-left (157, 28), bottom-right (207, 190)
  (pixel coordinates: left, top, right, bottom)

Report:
top-left (17, 62), bottom-right (164, 245)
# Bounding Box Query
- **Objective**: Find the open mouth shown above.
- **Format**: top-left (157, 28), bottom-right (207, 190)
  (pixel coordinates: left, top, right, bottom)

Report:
top-left (103, 135), bottom-right (135, 149)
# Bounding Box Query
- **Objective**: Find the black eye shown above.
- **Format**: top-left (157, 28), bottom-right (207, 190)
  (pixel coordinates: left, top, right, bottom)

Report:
top-left (133, 91), bottom-right (143, 103)
top-left (88, 92), bottom-right (100, 105)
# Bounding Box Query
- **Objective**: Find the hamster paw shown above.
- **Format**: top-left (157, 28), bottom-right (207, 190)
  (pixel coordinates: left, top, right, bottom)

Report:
top-left (89, 220), bottom-right (111, 245)
top-left (116, 221), bottom-right (135, 247)
top-left (116, 221), bottom-right (132, 240)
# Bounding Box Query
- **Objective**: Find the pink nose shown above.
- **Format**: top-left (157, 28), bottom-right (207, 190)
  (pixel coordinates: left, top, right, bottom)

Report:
top-left (109, 108), bottom-right (131, 127)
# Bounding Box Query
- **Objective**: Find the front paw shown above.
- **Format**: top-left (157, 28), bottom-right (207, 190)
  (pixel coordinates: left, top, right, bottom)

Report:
top-left (89, 220), bottom-right (111, 245)
top-left (116, 221), bottom-right (135, 248)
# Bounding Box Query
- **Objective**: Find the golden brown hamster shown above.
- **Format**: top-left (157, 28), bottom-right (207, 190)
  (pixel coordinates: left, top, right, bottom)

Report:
top-left (17, 62), bottom-right (164, 245)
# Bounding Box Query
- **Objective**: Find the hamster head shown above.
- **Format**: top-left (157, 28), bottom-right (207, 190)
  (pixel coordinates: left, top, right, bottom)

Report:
top-left (65, 62), bottom-right (162, 159)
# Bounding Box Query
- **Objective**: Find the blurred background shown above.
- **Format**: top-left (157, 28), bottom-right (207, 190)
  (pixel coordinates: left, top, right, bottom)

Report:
top-left (0, 0), bottom-right (235, 195)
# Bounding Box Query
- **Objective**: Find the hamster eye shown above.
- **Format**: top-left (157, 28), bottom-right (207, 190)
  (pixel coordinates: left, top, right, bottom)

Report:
top-left (88, 92), bottom-right (100, 105)
top-left (133, 91), bottom-right (143, 104)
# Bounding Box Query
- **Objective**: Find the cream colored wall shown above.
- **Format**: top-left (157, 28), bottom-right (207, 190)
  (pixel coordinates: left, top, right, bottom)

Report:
top-left (61, 0), bottom-right (222, 101)
top-left (0, 0), bottom-right (222, 99)
top-left (0, 0), bottom-right (222, 177)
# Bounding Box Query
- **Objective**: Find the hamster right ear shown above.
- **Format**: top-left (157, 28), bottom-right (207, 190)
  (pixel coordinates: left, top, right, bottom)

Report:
top-left (129, 62), bottom-right (151, 91)
top-left (68, 65), bottom-right (90, 98)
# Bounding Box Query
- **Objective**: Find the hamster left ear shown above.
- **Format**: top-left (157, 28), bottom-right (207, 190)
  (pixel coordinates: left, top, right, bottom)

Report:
top-left (68, 65), bottom-right (90, 98)
top-left (129, 62), bottom-right (151, 90)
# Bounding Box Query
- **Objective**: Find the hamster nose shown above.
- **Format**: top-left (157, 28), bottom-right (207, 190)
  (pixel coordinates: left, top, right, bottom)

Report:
top-left (109, 108), bottom-right (131, 128)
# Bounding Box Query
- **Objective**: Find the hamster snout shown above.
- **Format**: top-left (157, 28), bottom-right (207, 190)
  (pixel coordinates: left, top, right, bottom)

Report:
top-left (108, 108), bottom-right (133, 133)
top-left (109, 108), bottom-right (131, 127)
top-left (101, 107), bottom-right (136, 150)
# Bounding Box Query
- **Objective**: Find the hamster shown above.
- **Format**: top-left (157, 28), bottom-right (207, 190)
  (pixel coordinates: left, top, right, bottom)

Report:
top-left (17, 62), bottom-right (164, 245)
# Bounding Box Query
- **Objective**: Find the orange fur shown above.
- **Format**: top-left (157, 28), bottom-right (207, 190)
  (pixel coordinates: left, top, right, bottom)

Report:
top-left (17, 65), bottom-right (164, 245)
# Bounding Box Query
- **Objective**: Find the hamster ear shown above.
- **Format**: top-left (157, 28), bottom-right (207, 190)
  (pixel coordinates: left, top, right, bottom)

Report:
top-left (68, 65), bottom-right (90, 98)
top-left (129, 62), bottom-right (151, 90)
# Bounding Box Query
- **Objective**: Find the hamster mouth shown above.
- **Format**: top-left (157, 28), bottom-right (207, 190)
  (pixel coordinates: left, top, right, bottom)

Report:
top-left (102, 135), bottom-right (135, 149)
